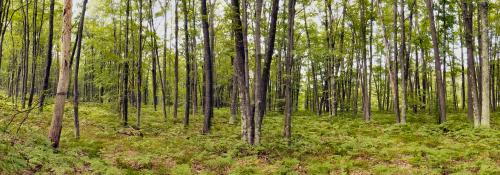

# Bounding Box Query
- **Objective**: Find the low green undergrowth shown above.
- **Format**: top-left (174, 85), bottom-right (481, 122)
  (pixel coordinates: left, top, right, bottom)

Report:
top-left (1, 94), bottom-right (499, 174)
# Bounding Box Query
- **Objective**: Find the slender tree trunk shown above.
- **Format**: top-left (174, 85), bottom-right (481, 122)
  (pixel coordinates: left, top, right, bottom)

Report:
top-left (461, 0), bottom-right (479, 126)
top-left (182, 0), bottom-right (191, 127)
top-left (256, 0), bottom-right (279, 122)
top-left (122, 0), bottom-right (131, 126)
top-left (137, 0), bottom-right (143, 129)
top-left (73, 0), bottom-right (88, 139)
top-left (284, 0), bottom-right (296, 145)
top-left (201, 0), bottom-right (214, 134)
top-left (399, 0), bottom-right (407, 124)
top-left (425, 0), bottom-right (446, 123)
top-left (360, 0), bottom-right (370, 121)
top-left (48, 0), bottom-right (72, 148)
top-left (174, 0), bottom-right (179, 121)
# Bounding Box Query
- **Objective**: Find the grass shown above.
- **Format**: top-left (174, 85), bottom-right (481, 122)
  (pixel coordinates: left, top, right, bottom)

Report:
top-left (0, 94), bottom-right (499, 174)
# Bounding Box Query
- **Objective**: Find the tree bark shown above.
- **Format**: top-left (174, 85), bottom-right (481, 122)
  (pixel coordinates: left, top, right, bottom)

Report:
top-left (48, 0), bottom-right (72, 148)
top-left (230, 0), bottom-right (252, 145)
top-left (72, 0), bottom-right (88, 139)
top-left (284, 0), bottom-right (296, 145)
top-left (182, 0), bottom-right (191, 127)
top-left (137, 0), bottom-right (144, 129)
top-left (174, 0), bottom-right (179, 121)
top-left (425, 0), bottom-right (446, 124)
top-left (479, 1), bottom-right (489, 127)
top-left (360, 0), bottom-right (370, 121)
top-left (201, 0), bottom-right (214, 134)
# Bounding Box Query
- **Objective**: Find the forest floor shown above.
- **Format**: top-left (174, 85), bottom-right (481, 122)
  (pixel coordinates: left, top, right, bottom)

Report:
top-left (1, 94), bottom-right (499, 174)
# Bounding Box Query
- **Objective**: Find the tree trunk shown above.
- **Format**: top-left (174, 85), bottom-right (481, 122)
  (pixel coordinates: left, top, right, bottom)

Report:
top-left (230, 0), bottom-right (252, 145)
top-left (479, 1), bottom-right (489, 127)
top-left (182, 0), bottom-right (191, 127)
top-left (284, 0), bottom-right (296, 145)
top-left (48, 0), bottom-right (72, 148)
top-left (73, 0), bottom-right (88, 139)
top-left (122, 0), bottom-right (131, 126)
top-left (174, 0), bottom-right (179, 121)
top-left (360, 0), bottom-right (370, 121)
top-left (201, 0), bottom-right (214, 134)
top-left (425, 0), bottom-right (446, 124)
top-left (462, 0), bottom-right (479, 125)
top-left (253, 0), bottom-right (263, 144)
top-left (137, 0), bottom-right (143, 129)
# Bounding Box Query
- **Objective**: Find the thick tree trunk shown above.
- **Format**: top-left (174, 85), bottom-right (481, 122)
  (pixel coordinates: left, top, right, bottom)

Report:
top-left (201, 0), bottom-right (214, 134)
top-left (253, 0), bottom-right (263, 144)
top-left (461, 0), bottom-right (479, 124)
top-left (48, 0), bottom-right (72, 148)
top-left (230, 0), bottom-right (252, 145)
top-left (479, 1), bottom-right (489, 127)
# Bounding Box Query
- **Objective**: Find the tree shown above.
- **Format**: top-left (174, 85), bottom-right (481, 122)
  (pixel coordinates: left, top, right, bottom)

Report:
top-left (174, 0), bottom-right (180, 121)
top-left (360, 0), bottom-right (370, 121)
top-left (201, 0), bottom-right (214, 134)
top-left (48, 0), bottom-right (72, 148)
top-left (479, 0), bottom-right (489, 127)
top-left (284, 0), bottom-right (296, 145)
top-left (182, 0), bottom-right (191, 127)
top-left (122, 0), bottom-right (131, 126)
top-left (230, 0), bottom-right (252, 145)
top-left (39, 0), bottom-right (56, 112)
top-left (255, 0), bottom-right (280, 145)
top-left (137, 0), bottom-right (144, 129)
top-left (73, 0), bottom-right (89, 139)
top-left (425, 0), bottom-right (447, 124)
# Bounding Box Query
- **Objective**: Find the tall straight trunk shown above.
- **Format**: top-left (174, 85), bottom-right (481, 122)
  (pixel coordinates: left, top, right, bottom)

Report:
top-left (38, 0), bottom-right (55, 112)
top-left (161, 1), bottom-right (168, 122)
top-left (122, 0), bottom-right (130, 126)
top-left (137, 0), bottom-right (143, 129)
top-left (48, 0), bottom-right (72, 148)
top-left (20, 0), bottom-right (29, 109)
top-left (174, 0), bottom-right (179, 121)
top-left (201, 0), bottom-right (214, 134)
top-left (461, 0), bottom-right (479, 125)
top-left (399, 0), bottom-right (407, 124)
top-left (150, 0), bottom-right (158, 111)
top-left (392, 0), bottom-right (401, 122)
top-left (360, 0), bottom-right (370, 121)
top-left (252, 0), bottom-right (263, 144)
top-left (27, 0), bottom-right (38, 108)
top-left (479, 1), bottom-right (489, 127)
top-left (182, 0), bottom-right (191, 127)
top-left (425, 0), bottom-right (446, 123)
top-left (73, 0), bottom-right (88, 139)
top-left (230, 0), bottom-right (252, 145)
top-left (284, 0), bottom-right (296, 145)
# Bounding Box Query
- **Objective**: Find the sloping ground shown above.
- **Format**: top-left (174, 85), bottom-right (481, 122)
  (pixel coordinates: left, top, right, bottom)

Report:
top-left (0, 94), bottom-right (499, 174)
